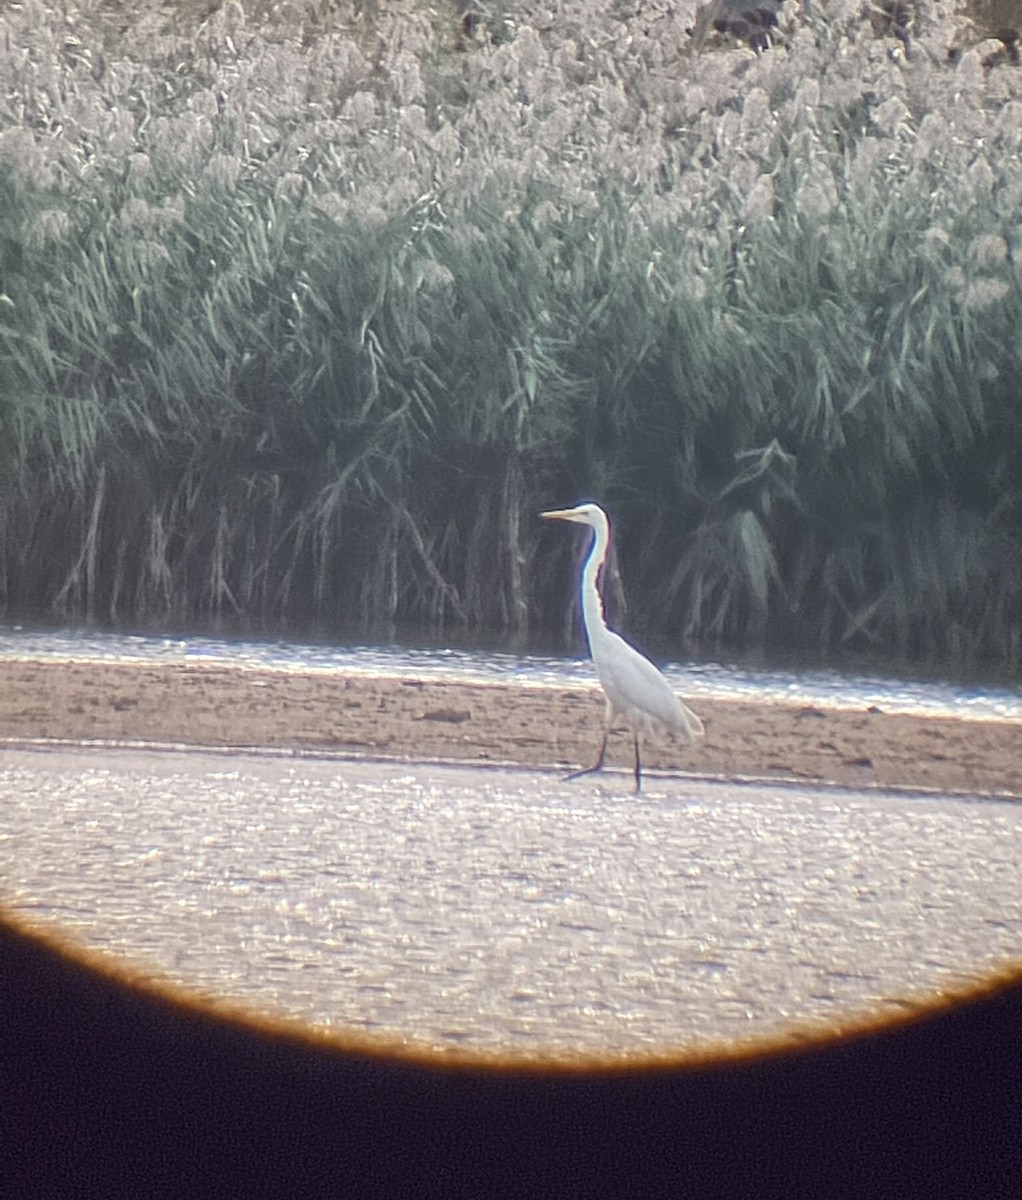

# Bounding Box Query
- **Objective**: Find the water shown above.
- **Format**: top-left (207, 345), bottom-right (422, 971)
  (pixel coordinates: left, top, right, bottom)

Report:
top-left (2, 747), bottom-right (1020, 1058)
top-left (2, 624), bottom-right (1021, 722)
top-left (2, 625), bottom-right (1019, 1057)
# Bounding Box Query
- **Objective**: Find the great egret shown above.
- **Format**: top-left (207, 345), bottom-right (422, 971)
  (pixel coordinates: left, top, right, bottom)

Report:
top-left (541, 502), bottom-right (703, 792)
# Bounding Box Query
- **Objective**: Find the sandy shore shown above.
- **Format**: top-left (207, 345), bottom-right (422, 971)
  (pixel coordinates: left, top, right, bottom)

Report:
top-left (0, 659), bottom-right (1019, 796)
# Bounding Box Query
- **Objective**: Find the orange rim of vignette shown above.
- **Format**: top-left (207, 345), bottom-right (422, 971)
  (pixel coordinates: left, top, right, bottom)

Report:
top-left (4, 901), bottom-right (1021, 1079)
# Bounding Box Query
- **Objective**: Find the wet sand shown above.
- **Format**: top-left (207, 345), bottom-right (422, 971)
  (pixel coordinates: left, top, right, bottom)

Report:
top-left (1, 659), bottom-right (1019, 796)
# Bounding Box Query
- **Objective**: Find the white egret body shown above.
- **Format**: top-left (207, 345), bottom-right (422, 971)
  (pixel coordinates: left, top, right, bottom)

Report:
top-left (542, 502), bottom-right (703, 792)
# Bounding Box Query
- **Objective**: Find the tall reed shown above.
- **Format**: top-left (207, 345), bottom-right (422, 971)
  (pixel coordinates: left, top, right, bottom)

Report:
top-left (0, 0), bottom-right (1019, 669)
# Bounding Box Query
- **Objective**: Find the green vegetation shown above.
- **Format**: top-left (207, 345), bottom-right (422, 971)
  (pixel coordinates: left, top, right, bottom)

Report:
top-left (1, 1), bottom-right (1020, 670)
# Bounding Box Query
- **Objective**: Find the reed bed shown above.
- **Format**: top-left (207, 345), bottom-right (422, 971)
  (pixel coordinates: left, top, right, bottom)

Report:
top-left (1, 0), bottom-right (1020, 670)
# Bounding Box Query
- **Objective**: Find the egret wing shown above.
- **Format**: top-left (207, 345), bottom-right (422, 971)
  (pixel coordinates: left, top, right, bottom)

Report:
top-left (593, 630), bottom-right (701, 739)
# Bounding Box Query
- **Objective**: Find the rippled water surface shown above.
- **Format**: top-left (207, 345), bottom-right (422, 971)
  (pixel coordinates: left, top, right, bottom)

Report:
top-left (3, 627), bottom-right (1020, 1055)
top-left (2, 625), bottom-right (1021, 721)
top-left (2, 745), bottom-right (1020, 1056)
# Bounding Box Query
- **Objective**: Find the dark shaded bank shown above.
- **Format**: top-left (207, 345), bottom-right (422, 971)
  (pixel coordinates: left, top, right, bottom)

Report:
top-left (2, 915), bottom-right (1020, 1199)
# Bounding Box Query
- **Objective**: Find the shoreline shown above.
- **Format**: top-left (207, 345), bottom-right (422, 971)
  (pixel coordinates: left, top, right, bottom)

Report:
top-left (1, 659), bottom-right (1020, 797)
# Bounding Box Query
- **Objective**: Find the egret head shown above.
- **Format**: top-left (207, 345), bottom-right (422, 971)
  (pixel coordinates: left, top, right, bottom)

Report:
top-left (540, 502), bottom-right (609, 535)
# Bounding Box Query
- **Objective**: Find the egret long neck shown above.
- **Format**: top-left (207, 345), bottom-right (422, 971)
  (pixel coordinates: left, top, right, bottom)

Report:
top-left (579, 522), bottom-right (610, 650)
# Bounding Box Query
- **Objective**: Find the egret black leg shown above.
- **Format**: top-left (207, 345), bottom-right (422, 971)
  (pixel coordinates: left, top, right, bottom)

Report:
top-left (565, 728), bottom-right (608, 781)
top-left (633, 731), bottom-right (642, 793)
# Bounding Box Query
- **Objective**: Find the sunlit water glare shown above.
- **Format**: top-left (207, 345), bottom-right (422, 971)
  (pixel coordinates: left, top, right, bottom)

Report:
top-left (2, 747), bottom-right (1020, 1057)
top-left (2, 627), bottom-right (1020, 1056)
